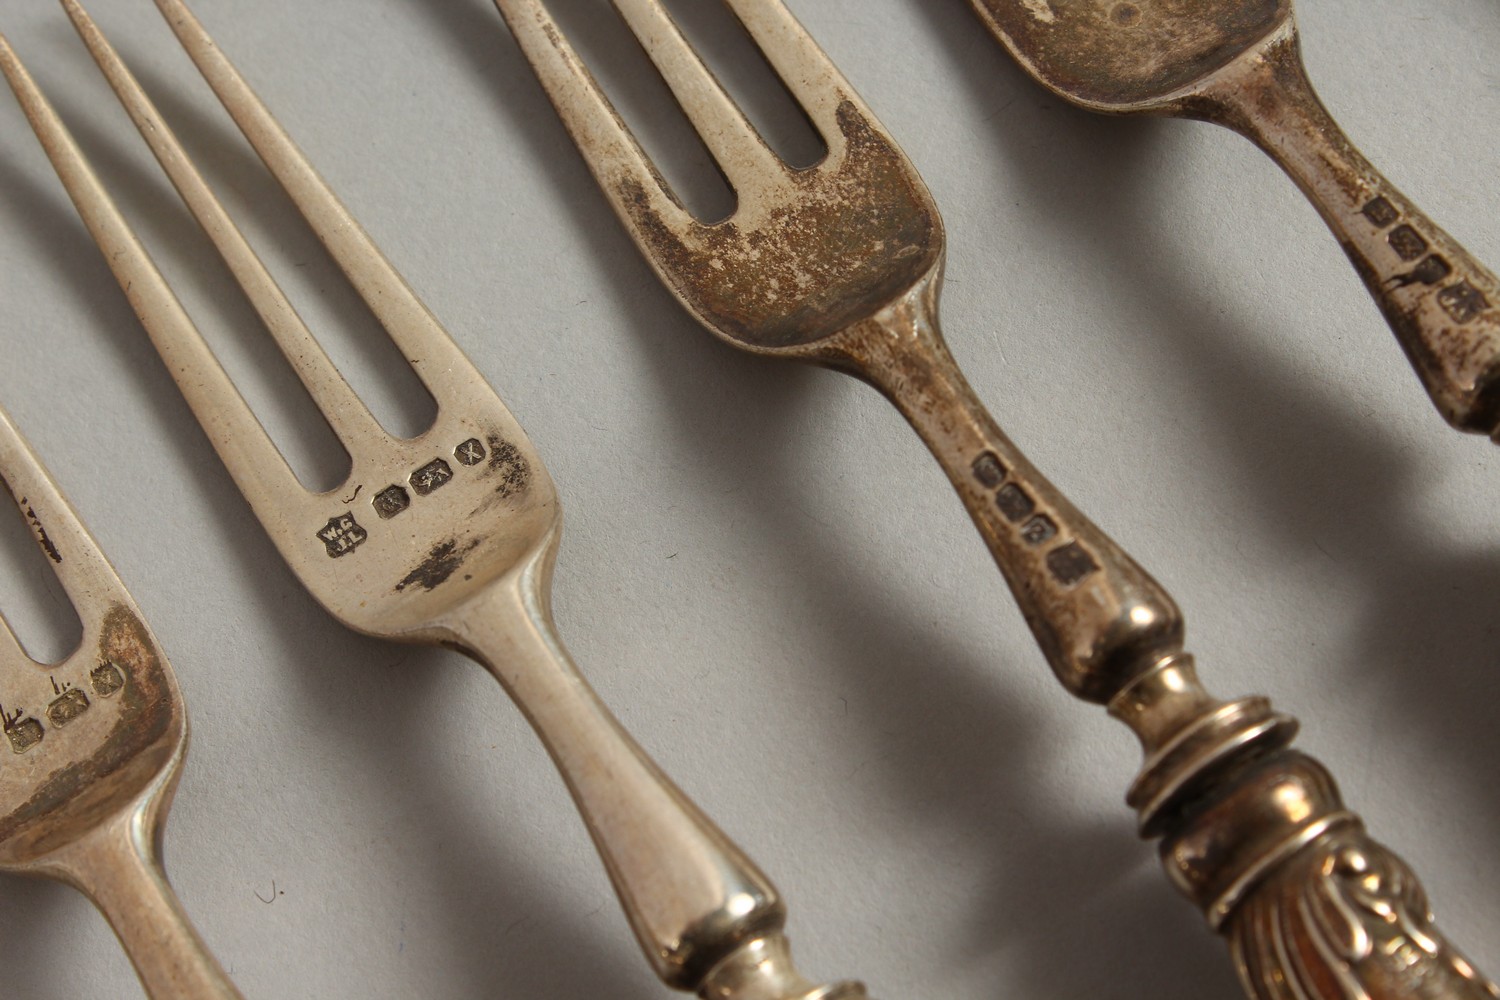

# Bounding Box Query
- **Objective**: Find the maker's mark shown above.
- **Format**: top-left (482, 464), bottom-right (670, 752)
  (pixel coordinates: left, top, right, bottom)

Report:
top-left (316, 513), bottom-right (368, 558)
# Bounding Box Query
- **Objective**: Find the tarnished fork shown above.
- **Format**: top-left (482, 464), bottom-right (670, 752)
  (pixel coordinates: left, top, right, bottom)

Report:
top-left (493, 2), bottom-right (1499, 998)
top-left (0, 2), bottom-right (864, 998)
top-left (0, 403), bottom-right (240, 998)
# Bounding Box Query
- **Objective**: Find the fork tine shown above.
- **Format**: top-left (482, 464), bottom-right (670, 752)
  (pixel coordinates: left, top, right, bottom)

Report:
top-left (0, 405), bottom-right (124, 627)
top-left (719, 0), bottom-right (849, 142)
top-left (60, 0), bottom-right (387, 455)
top-left (0, 32), bottom-right (302, 516)
top-left (149, 0), bottom-right (483, 402)
top-left (608, 0), bottom-right (786, 194)
top-left (492, 0), bottom-right (696, 232)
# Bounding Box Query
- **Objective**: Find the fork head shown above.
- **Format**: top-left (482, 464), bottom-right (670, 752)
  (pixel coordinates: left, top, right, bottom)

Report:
top-left (967, 0), bottom-right (1291, 110)
top-left (0, 406), bottom-right (185, 870)
top-left (496, 0), bottom-right (943, 354)
top-left (1, 0), bottom-right (561, 642)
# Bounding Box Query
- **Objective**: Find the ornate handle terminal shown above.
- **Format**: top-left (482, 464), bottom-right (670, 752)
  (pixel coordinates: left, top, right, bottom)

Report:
top-left (1184, 25), bottom-right (1500, 436)
top-left (818, 271), bottom-right (1498, 1000)
top-left (1169, 749), bottom-right (1499, 999)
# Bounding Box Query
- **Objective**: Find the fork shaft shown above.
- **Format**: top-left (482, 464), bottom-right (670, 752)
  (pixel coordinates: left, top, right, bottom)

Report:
top-left (444, 535), bottom-right (864, 999)
top-left (1183, 24), bottom-right (1500, 437)
top-left (61, 807), bottom-right (242, 1000)
top-left (823, 272), bottom-right (1497, 1000)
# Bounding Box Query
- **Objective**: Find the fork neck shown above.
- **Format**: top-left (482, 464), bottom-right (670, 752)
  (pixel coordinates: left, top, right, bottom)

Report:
top-left (55, 798), bottom-right (243, 1000)
top-left (816, 269), bottom-right (1185, 705)
top-left (438, 540), bottom-right (866, 999)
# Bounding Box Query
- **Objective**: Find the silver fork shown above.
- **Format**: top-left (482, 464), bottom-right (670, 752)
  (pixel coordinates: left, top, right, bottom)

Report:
top-left (492, 2), bottom-right (1500, 998)
top-left (0, 402), bottom-right (240, 999)
top-left (0, 2), bottom-right (866, 998)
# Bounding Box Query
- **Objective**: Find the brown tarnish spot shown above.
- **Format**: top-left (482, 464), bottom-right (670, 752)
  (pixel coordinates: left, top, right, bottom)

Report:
top-left (485, 437), bottom-right (531, 499)
top-left (395, 539), bottom-right (482, 594)
top-left (619, 102), bottom-right (938, 349)
top-left (970, 0), bottom-right (1288, 107)
top-left (22, 502), bottom-right (62, 564)
top-left (0, 604), bottom-right (176, 857)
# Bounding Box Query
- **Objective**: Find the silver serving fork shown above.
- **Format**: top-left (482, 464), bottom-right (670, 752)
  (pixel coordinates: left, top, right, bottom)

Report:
top-left (0, 403), bottom-right (240, 999)
top-left (0, 2), bottom-right (864, 998)
top-left (493, 2), bottom-right (1500, 998)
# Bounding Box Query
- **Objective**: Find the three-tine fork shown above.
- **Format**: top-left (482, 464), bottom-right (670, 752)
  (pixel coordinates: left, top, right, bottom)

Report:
top-left (492, 1), bottom-right (1500, 997)
top-left (0, 403), bottom-right (240, 998)
top-left (0, 2), bottom-right (864, 998)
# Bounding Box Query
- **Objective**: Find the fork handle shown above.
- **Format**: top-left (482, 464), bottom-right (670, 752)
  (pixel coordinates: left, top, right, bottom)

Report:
top-left (822, 272), bottom-right (1497, 1000)
top-left (1186, 25), bottom-right (1500, 435)
top-left (62, 809), bottom-right (243, 999)
top-left (444, 536), bottom-right (866, 1000)
top-left (826, 274), bottom-right (1185, 705)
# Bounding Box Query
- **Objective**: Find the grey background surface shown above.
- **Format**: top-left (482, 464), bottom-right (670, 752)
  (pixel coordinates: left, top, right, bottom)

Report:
top-left (0, 0), bottom-right (1496, 996)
